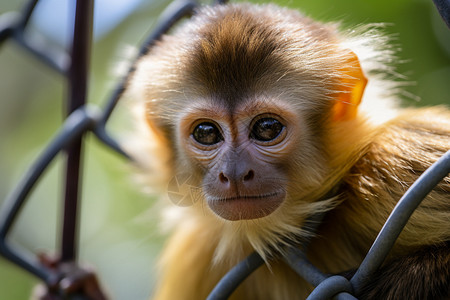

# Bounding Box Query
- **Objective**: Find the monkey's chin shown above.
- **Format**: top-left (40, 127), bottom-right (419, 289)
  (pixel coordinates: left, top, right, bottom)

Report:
top-left (206, 191), bottom-right (286, 221)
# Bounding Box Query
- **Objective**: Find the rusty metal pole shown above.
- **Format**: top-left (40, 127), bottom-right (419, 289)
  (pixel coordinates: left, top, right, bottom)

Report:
top-left (61, 0), bottom-right (93, 262)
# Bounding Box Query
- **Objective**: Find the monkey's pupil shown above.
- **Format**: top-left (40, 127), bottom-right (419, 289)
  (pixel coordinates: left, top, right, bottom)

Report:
top-left (251, 118), bottom-right (284, 142)
top-left (193, 122), bottom-right (223, 145)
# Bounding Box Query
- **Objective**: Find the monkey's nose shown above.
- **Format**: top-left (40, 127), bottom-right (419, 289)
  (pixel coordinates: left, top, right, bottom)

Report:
top-left (219, 172), bottom-right (229, 183)
top-left (243, 170), bottom-right (254, 181)
top-left (219, 169), bottom-right (255, 184)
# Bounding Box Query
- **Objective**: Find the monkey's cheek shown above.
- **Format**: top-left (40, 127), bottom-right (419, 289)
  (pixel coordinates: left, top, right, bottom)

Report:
top-left (206, 191), bottom-right (286, 221)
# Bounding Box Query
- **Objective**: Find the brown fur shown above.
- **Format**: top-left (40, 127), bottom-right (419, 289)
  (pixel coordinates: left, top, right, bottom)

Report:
top-left (124, 3), bottom-right (450, 299)
top-left (356, 242), bottom-right (450, 299)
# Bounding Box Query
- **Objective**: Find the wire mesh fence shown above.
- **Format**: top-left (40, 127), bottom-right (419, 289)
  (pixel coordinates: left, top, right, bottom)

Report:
top-left (0, 0), bottom-right (449, 299)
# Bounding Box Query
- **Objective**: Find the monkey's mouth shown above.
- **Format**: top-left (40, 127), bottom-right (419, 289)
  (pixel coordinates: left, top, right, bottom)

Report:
top-left (207, 190), bottom-right (286, 221)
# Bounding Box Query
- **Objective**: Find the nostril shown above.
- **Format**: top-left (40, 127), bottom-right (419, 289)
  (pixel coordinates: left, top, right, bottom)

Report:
top-left (243, 170), bottom-right (254, 181)
top-left (219, 172), bottom-right (229, 183)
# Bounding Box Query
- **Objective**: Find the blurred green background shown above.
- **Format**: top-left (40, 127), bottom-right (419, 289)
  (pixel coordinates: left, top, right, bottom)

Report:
top-left (0, 0), bottom-right (448, 299)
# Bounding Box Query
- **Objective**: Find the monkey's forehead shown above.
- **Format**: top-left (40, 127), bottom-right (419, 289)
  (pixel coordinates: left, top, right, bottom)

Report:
top-left (186, 4), bottom-right (343, 99)
top-left (136, 3), bottom-right (352, 110)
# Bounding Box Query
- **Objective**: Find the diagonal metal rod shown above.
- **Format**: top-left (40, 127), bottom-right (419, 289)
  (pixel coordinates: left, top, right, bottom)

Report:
top-left (94, 0), bottom-right (198, 160)
top-left (350, 150), bottom-right (450, 294)
top-left (18, 0), bottom-right (39, 29)
top-left (0, 108), bottom-right (98, 284)
top-left (61, 0), bottom-right (93, 263)
top-left (0, 1), bottom-right (448, 299)
top-left (206, 252), bottom-right (264, 300)
top-left (97, 0), bottom-right (197, 126)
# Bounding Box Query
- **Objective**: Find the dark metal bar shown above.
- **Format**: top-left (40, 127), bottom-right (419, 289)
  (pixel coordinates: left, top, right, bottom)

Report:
top-left (130, 0), bottom-right (197, 68)
top-left (306, 276), bottom-right (355, 300)
top-left (98, 0), bottom-right (197, 125)
top-left (433, 0), bottom-right (450, 28)
top-left (18, 0), bottom-right (39, 29)
top-left (13, 31), bottom-right (69, 74)
top-left (0, 0), bottom-right (67, 73)
top-left (0, 242), bottom-right (55, 283)
top-left (284, 247), bottom-right (328, 287)
top-left (350, 150), bottom-right (450, 294)
top-left (1, 0), bottom-right (448, 299)
top-left (0, 109), bottom-right (97, 240)
top-left (206, 252), bottom-right (265, 300)
top-left (0, 107), bottom-right (97, 282)
top-left (207, 208), bottom-right (330, 299)
top-left (61, 0), bottom-right (93, 262)
top-left (284, 248), bottom-right (357, 300)
top-left (0, 0), bottom-right (38, 44)
top-left (0, 12), bottom-right (19, 45)
top-left (94, 0), bottom-right (198, 159)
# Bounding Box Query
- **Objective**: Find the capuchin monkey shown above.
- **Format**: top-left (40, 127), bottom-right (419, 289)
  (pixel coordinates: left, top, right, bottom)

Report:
top-left (124, 3), bottom-right (450, 300)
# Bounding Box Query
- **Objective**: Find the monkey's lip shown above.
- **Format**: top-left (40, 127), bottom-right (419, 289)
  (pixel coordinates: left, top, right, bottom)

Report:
top-left (207, 190), bottom-right (286, 221)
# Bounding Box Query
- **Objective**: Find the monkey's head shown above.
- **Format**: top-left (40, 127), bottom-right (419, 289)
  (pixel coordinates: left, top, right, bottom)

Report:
top-left (127, 3), bottom-right (369, 243)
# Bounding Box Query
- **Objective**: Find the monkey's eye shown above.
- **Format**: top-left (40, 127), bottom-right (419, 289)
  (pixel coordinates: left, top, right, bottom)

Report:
top-left (250, 117), bottom-right (285, 142)
top-left (192, 122), bottom-right (223, 145)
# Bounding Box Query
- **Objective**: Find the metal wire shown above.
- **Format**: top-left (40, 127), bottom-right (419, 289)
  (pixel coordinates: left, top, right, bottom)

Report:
top-left (95, 0), bottom-right (198, 160)
top-left (350, 150), bottom-right (450, 294)
top-left (206, 252), bottom-right (265, 300)
top-left (0, 0), bottom-right (448, 299)
top-left (0, 0), bottom-right (201, 297)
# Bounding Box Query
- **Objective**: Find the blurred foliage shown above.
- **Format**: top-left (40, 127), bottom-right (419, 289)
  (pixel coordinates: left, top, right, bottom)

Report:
top-left (0, 0), bottom-right (448, 299)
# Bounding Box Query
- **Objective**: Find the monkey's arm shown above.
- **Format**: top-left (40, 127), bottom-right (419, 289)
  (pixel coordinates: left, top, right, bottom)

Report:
top-left (355, 242), bottom-right (450, 300)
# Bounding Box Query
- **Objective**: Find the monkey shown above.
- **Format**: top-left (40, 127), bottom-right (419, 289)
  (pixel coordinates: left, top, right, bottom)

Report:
top-left (123, 3), bottom-right (450, 300)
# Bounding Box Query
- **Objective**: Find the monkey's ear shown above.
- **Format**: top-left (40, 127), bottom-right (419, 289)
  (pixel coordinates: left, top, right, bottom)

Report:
top-left (332, 52), bottom-right (367, 121)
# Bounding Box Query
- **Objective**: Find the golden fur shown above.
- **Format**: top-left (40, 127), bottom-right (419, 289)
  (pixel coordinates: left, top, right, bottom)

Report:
top-left (123, 3), bottom-right (450, 299)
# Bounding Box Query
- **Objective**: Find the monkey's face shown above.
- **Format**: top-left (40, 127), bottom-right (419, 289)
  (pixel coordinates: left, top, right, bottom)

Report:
top-left (177, 96), bottom-right (305, 221)
top-left (129, 4), bottom-right (366, 224)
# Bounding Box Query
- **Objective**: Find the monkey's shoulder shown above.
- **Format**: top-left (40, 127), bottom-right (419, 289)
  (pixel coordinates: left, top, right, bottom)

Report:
top-left (347, 106), bottom-right (449, 199)
top-left (360, 106), bottom-right (450, 177)
top-left (337, 106), bottom-right (449, 246)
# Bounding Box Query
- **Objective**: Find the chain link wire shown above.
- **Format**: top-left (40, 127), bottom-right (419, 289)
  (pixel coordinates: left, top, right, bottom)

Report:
top-left (0, 0), bottom-right (449, 299)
